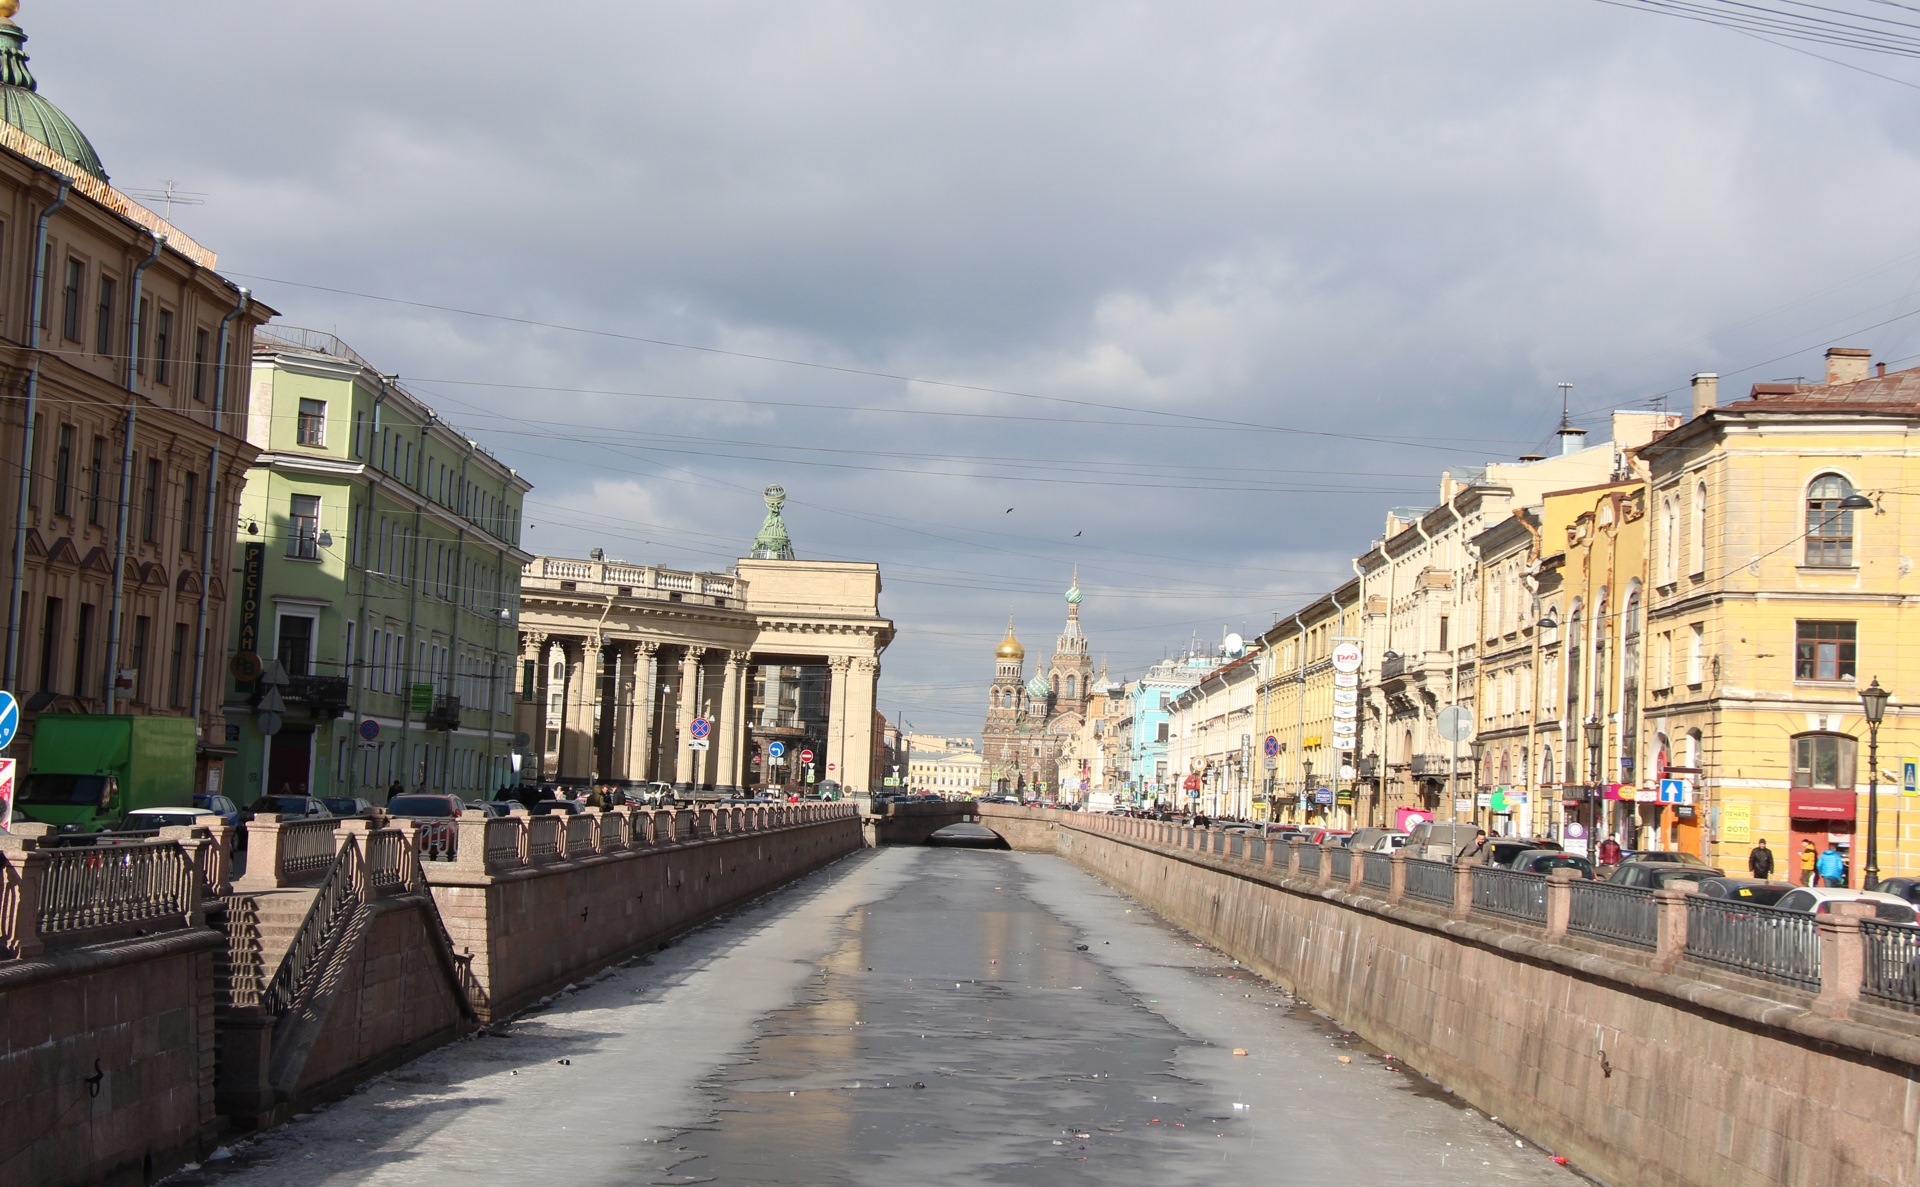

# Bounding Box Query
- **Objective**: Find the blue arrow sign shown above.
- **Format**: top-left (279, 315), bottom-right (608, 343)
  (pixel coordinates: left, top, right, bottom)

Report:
top-left (768, 740), bottom-right (786, 759)
top-left (0, 690), bottom-right (18, 751)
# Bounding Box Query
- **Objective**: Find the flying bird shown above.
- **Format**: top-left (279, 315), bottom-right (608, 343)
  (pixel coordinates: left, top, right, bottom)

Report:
top-left (1005, 508), bottom-right (1014, 514)
top-left (1074, 531), bottom-right (1082, 537)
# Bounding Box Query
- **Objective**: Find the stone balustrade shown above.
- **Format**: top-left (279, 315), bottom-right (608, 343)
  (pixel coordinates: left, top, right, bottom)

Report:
top-left (440, 801), bottom-right (856, 876)
top-left (0, 823), bottom-right (228, 958)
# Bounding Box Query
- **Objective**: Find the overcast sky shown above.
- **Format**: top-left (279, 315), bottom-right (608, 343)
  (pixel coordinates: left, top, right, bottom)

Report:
top-left (28, 1), bottom-right (1920, 737)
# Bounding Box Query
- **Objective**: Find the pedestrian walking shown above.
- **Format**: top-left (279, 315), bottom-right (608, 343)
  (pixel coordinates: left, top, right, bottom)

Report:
top-left (1816, 843), bottom-right (1846, 888)
top-left (1456, 829), bottom-right (1489, 862)
top-left (1597, 834), bottom-right (1623, 866)
top-left (1748, 838), bottom-right (1775, 880)
top-left (1800, 840), bottom-right (1819, 887)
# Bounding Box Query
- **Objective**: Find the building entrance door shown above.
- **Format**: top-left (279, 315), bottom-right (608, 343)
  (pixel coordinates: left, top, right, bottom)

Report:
top-left (267, 726), bottom-right (314, 797)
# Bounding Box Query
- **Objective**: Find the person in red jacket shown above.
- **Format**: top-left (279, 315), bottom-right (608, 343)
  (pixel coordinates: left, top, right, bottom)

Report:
top-left (1597, 834), bottom-right (1624, 866)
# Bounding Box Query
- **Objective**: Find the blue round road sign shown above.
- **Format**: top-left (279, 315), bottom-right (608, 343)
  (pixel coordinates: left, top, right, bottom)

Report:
top-left (0, 690), bottom-right (17, 750)
top-left (358, 719), bottom-right (381, 743)
top-left (689, 717), bottom-right (711, 740)
top-left (768, 740), bottom-right (786, 759)
top-left (1263, 735), bottom-right (1279, 758)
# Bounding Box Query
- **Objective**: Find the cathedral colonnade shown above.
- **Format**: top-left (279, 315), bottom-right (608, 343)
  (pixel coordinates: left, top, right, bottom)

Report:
top-left (512, 555), bottom-right (891, 796)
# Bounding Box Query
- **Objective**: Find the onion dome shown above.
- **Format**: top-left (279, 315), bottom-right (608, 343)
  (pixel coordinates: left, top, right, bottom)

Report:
top-left (995, 616), bottom-right (1024, 660)
top-left (0, 7), bottom-right (109, 182)
top-left (1026, 675), bottom-right (1051, 699)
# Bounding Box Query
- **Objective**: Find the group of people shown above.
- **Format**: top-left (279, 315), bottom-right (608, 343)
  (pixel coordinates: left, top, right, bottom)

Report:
top-left (1746, 838), bottom-right (1849, 886)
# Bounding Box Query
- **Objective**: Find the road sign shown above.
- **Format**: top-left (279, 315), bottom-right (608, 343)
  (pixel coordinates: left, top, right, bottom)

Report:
top-left (1659, 777), bottom-right (1691, 805)
top-left (1904, 759), bottom-right (1917, 795)
top-left (1263, 735), bottom-right (1279, 757)
top-left (0, 756), bottom-right (14, 830)
top-left (689, 738), bottom-right (709, 752)
top-left (258, 711), bottom-right (283, 737)
top-left (358, 719), bottom-right (381, 743)
top-left (1331, 642), bottom-right (1363, 675)
top-left (257, 686), bottom-right (286, 714)
top-left (799, 748), bottom-right (815, 764)
top-left (1437, 705), bottom-right (1473, 743)
top-left (0, 690), bottom-right (17, 750)
top-left (768, 740), bottom-right (787, 759)
top-left (690, 717), bottom-right (711, 740)
top-left (827, 763), bottom-right (837, 773)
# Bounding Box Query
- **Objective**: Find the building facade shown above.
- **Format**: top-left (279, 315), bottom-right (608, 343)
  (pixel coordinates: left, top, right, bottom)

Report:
top-left (224, 333), bottom-right (531, 806)
top-left (907, 748), bottom-right (984, 798)
top-left (1258, 583), bottom-right (1364, 826)
top-left (1167, 650), bottom-right (1260, 818)
top-left (981, 579), bottom-right (1095, 799)
top-left (0, 9), bottom-right (274, 795)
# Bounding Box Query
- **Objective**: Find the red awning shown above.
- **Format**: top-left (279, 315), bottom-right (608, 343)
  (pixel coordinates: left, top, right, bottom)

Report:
top-left (1788, 789), bottom-right (1856, 820)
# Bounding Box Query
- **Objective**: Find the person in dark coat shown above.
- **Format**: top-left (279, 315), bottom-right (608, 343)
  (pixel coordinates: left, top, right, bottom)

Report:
top-left (1748, 838), bottom-right (1775, 880)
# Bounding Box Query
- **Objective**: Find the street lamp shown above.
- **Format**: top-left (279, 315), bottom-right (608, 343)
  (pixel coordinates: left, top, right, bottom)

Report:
top-left (1302, 758), bottom-right (1313, 821)
top-left (1584, 716), bottom-right (1603, 846)
top-left (1861, 676), bottom-right (1891, 889)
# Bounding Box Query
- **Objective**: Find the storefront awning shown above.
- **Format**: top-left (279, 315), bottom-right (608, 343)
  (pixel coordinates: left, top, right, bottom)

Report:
top-left (1788, 789), bottom-right (1856, 820)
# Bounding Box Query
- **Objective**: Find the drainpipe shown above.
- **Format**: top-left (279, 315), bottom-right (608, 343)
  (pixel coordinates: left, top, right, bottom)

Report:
top-left (105, 234), bottom-right (164, 712)
top-left (347, 376), bottom-right (392, 797)
top-left (4, 176), bottom-right (70, 690)
top-left (189, 288), bottom-right (250, 765)
top-left (397, 406), bottom-right (429, 791)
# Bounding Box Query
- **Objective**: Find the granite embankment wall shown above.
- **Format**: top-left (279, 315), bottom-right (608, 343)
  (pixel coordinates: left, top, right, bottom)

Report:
top-left (980, 806), bottom-right (1920, 1187)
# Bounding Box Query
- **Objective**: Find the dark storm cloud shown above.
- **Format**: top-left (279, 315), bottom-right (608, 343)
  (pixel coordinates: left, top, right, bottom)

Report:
top-left (25, 0), bottom-right (1920, 731)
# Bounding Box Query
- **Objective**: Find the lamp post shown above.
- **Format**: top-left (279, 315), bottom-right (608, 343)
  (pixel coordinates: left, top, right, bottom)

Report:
top-left (1302, 758), bottom-right (1313, 822)
top-left (1584, 716), bottom-right (1603, 848)
top-left (1470, 737), bottom-right (1486, 831)
top-left (1861, 676), bottom-right (1891, 889)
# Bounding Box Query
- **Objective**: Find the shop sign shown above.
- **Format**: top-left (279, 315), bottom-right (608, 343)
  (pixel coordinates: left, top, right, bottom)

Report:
top-left (1333, 672), bottom-right (1359, 690)
top-left (1721, 802), bottom-right (1752, 843)
top-left (1788, 789), bottom-right (1856, 820)
top-left (1313, 787), bottom-right (1334, 805)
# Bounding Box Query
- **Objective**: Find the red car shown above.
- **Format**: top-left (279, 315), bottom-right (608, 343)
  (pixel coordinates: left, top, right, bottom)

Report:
top-left (386, 793), bottom-right (463, 859)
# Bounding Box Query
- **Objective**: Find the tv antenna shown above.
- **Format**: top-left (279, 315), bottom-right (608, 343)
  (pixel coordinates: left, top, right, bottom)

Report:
top-left (124, 179), bottom-right (207, 222)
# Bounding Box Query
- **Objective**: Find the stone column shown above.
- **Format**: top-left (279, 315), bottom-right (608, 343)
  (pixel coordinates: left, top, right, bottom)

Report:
top-left (844, 656), bottom-right (879, 794)
top-left (624, 641), bottom-right (659, 785)
top-left (561, 638), bottom-right (598, 783)
top-left (715, 650), bottom-right (748, 796)
top-left (675, 646), bottom-right (706, 792)
top-left (521, 631), bottom-right (549, 782)
top-left (826, 656), bottom-right (852, 787)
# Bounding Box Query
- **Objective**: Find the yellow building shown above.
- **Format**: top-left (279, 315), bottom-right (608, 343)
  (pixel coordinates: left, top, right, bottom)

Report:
top-left (908, 748), bottom-right (983, 798)
top-left (1257, 579), bottom-right (1363, 826)
top-left (1640, 356), bottom-right (1919, 884)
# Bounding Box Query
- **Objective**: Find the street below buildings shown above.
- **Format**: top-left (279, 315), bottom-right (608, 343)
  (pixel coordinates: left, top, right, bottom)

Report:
top-left (175, 848), bottom-right (1579, 1186)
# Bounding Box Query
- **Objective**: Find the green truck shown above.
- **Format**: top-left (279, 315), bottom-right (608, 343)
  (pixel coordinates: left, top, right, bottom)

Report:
top-left (14, 714), bottom-right (198, 833)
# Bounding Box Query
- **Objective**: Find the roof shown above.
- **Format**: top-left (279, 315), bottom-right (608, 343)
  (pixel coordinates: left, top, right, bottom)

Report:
top-left (0, 17), bottom-right (105, 181)
top-left (1741, 369), bottom-right (1920, 414)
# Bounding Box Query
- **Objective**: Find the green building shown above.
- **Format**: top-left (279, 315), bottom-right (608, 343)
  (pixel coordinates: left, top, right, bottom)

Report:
top-left (225, 327), bottom-right (531, 806)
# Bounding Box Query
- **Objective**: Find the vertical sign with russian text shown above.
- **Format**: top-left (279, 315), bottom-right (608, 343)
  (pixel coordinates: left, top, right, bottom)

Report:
top-left (238, 542), bottom-right (264, 659)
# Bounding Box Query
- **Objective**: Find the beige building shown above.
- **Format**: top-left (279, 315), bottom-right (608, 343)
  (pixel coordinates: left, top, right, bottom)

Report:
top-left (514, 491), bottom-right (892, 796)
top-left (1168, 652), bottom-right (1261, 818)
top-left (908, 749), bottom-right (984, 798)
top-left (1258, 583), bottom-right (1363, 825)
top-left (0, 9), bottom-right (275, 790)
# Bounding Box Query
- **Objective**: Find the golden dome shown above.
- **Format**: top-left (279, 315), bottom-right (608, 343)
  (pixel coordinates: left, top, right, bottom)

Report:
top-left (995, 617), bottom-right (1024, 660)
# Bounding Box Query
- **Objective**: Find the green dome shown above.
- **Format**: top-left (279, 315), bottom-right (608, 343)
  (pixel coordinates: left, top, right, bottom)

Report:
top-left (0, 21), bottom-right (107, 182)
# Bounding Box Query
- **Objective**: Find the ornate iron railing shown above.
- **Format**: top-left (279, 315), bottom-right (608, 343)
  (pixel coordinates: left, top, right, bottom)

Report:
top-left (277, 818), bottom-right (340, 884)
top-left (1404, 858), bottom-right (1454, 905)
top-left (527, 815), bottom-right (561, 862)
top-left (1684, 896), bottom-right (1821, 988)
top-left (1328, 846), bottom-right (1352, 882)
top-left (1470, 866), bottom-right (1547, 924)
top-left (264, 843), bottom-right (363, 1014)
top-left (1361, 851), bottom-right (1393, 891)
top-left (1862, 920), bottom-right (1920, 1009)
top-left (34, 842), bottom-right (196, 938)
top-left (1566, 879), bottom-right (1657, 948)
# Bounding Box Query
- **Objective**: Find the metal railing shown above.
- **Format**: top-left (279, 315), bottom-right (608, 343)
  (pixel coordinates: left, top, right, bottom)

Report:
top-left (1404, 858), bottom-right (1454, 905)
top-left (1228, 832), bottom-right (1245, 860)
top-left (265, 843), bottom-right (363, 1014)
top-left (277, 818), bottom-right (340, 883)
top-left (565, 814), bottom-right (596, 857)
top-left (1328, 846), bottom-right (1352, 882)
top-left (1862, 920), bottom-right (1920, 1009)
top-left (1296, 842), bottom-right (1321, 876)
top-left (364, 828), bottom-right (410, 892)
top-left (1469, 866), bottom-right (1547, 924)
top-left (1684, 896), bottom-right (1821, 988)
top-left (486, 817), bottom-right (525, 867)
top-left (1566, 879), bottom-right (1657, 948)
top-left (34, 842), bottom-right (197, 938)
top-left (1248, 836), bottom-right (1267, 865)
top-left (1361, 851), bottom-right (1393, 891)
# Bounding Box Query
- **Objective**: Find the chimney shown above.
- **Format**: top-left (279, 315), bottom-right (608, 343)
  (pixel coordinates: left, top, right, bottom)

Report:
top-left (1690, 372), bottom-right (1719, 420)
top-left (1558, 424), bottom-right (1587, 456)
top-left (1826, 347), bottom-right (1871, 386)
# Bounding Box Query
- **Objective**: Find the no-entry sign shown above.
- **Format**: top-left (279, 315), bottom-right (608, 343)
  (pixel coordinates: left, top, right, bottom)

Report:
top-left (799, 748), bottom-right (815, 764)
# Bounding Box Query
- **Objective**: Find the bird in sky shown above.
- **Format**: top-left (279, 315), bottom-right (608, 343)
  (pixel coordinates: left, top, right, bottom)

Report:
top-left (1074, 531), bottom-right (1082, 537)
top-left (1005, 508), bottom-right (1014, 514)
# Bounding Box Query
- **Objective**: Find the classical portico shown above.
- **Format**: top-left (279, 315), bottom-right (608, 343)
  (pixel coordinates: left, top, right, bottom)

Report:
top-left (514, 554), bottom-right (892, 795)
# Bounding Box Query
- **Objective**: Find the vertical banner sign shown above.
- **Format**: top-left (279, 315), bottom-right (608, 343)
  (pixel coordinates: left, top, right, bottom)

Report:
top-left (1721, 802), bottom-right (1753, 844)
top-left (238, 542), bottom-right (265, 659)
top-left (0, 756), bottom-right (14, 831)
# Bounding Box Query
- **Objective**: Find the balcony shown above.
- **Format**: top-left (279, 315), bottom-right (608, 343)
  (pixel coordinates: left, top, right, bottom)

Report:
top-left (1381, 653), bottom-right (1408, 680)
top-left (284, 674), bottom-right (350, 717)
top-left (1410, 753), bottom-right (1452, 777)
top-left (424, 695), bottom-right (462, 732)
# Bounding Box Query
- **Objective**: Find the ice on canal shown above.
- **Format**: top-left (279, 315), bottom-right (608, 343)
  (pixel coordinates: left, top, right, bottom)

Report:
top-left (177, 847), bottom-right (1582, 1186)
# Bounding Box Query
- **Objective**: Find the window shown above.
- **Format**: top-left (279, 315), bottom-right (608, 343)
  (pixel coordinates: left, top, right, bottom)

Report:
top-left (60, 257), bottom-right (81, 341)
top-left (52, 423), bottom-right (71, 516)
top-left (1662, 497), bottom-right (1677, 584)
top-left (129, 615), bottom-right (149, 703)
top-left (86, 435), bottom-right (104, 526)
top-left (94, 275), bottom-right (114, 355)
top-left (181, 472), bottom-right (197, 553)
top-left (1690, 480), bottom-right (1707, 576)
top-left (1621, 592), bottom-right (1641, 771)
top-left (73, 602), bottom-right (93, 697)
top-left (141, 458), bottom-right (161, 542)
top-left (1794, 621), bottom-right (1856, 682)
top-left (153, 309), bottom-right (173, 384)
top-left (38, 596), bottom-right (60, 692)
top-left (1438, 615), bottom-right (1449, 652)
top-left (1687, 623), bottom-right (1704, 685)
top-left (345, 621), bottom-right (357, 689)
top-left (192, 329), bottom-right (208, 401)
top-left (169, 622), bottom-right (188, 709)
top-left (1806, 474), bottom-right (1858, 567)
top-left (135, 297), bottom-right (148, 374)
top-left (289, 494), bottom-right (320, 559)
top-left (296, 398), bottom-right (326, 446)
top-left (352, 410), bottom-right (365, 457)
top-left (1792, 732), bottom-right (1857, 790)
top-left (1156, 721), bottom-right (1169, 744)
top-left (278, 615), bottom-right (314, 678)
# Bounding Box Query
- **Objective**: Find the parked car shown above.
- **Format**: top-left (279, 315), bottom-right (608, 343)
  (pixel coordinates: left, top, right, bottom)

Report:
top-left (107, 805), bottom-right (227, 834)
top-left (1773, 887), bottom-right (1919, 924)
top-left (385, 793), bottom-right (464, 859)
top-left (1694, 877), bottom-right (1798, 906)
top-left (1367, 831), bottom-right (1411, 853)
top-left (1264, 824), bottom-right (1309, 839)
top-left (1871, 877), bottom-right (1920, 906)
top-left (1488, 838), bottom-right (1561, 868)
top-left (1607, 861), bottom-right (1725, 890)
top-left (530, 799), bottom-right (586, 816)
top-left (192, 793), bottom-right (242, 828)
top-left (245, 794), bottom-right (333, 821)
top-left (1624, 850), bottom-right (1714, 867)
top-left (465, 800), bottom-right (516, 818)
top-left (322, 796), bottom-right (375, 818)
top-left (1304, 828), bottom-right (1353, 846)
top-left (1405, 821), bottom-right (1484, 863)
top-left (1511, 849), bottom-right (1596, 879)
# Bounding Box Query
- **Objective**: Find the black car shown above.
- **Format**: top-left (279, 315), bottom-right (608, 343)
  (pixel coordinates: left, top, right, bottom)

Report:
top-left (1608, 861), bottom-right (1724, 890)
top-left (1694, 877), bottom-right (1798, 906)
top-left (1873, 877), bottom-right (1920, 906)
top-left (1488, 838), bottom-right (1560, 868)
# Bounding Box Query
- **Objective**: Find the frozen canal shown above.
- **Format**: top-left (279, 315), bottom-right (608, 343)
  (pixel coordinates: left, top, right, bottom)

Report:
top-left (180, 846), bottom-right (1581, 1186)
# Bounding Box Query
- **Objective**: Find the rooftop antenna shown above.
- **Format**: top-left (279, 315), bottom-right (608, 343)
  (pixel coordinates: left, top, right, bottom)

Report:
top-left (123, 179), bottom-right (207, 223)
top-left (1557, 381), bottom-right (1573, 431)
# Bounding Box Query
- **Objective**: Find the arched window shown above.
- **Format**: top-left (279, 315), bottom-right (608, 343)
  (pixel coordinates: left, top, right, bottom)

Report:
top-left (1662, 497), bottom-right (1678, 584)
top-left (1620, 588), bottom-right (1642, 775)
top-left (1806, 474), bottom-right (1858, 567)
top-left (1690, 480), bottom-right (1707, 575)
top-left (1066, 675), bottom-right (1076, 699)
top-left (1541, 744), bottom-right (1556, 786)
top-left (1565, 602), bottom-right (1584, 741)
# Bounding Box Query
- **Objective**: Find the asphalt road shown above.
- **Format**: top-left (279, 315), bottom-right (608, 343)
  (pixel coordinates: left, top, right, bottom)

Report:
top-left (176, 846), bottom-right (1582, 1186)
